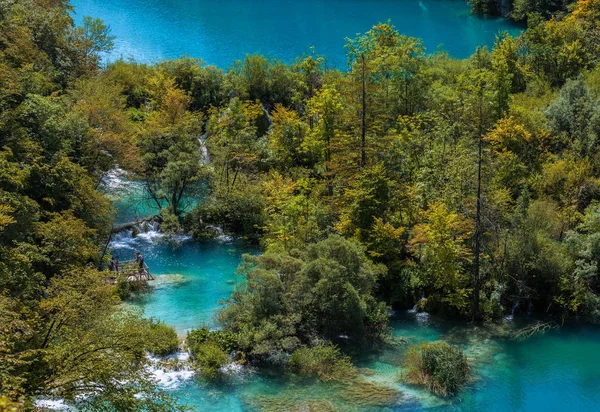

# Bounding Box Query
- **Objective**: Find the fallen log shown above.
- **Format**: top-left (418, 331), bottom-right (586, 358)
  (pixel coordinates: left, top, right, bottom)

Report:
top-left (111, 216), bottom-right (160, 234)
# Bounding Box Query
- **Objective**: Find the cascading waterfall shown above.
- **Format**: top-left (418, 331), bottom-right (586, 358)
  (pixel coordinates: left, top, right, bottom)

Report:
top-left (261, 104), bottom-right (273, 127)
top-left (198, 132), bottom-right (211, 167)
top-left (408, 297), bottom-right (427, 313)
top-left (505, 298), bottom-right (520, 321)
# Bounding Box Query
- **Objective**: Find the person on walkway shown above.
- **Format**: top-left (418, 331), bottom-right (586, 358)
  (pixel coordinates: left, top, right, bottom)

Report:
top-left (108, 257), bottom-right (115, 272)
top-left (115, 256), bottom-right (120, 273)
top-left (135, 252), bottom-right (145, 274)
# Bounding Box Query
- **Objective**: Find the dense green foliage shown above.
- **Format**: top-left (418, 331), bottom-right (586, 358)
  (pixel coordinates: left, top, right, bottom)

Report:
top-left (186, 327), bottom-right (239, 380)
top-left (403, 341), bottom-right (470, 397)
top-left (144, 320), bottom-right (180, 356)
top-left (0, 1), bottom-right (183, 409)
top-left (187, 327), bottom-right (239, 354)
top-left (2, 0), bottom-right (600, 406)
top-left (217, 235), bottom-right (389, 361)
top-left (190, 341), bottom-right (229, 381)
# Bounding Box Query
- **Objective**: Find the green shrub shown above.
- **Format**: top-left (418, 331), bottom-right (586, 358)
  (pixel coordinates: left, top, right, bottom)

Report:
top-left (144, 320), bottom-right (180, 356)
top-left (288, 343), bottom-right (356, 381)
top-left (115, 276), bottom-right (148, 301)
top-left (403, 341), bottom-right (469, 397)
top-left (186, 184), bottom-right (266, 240)
top-left (116, 278), bottom-right (132, 300)
top-left (192, 341), bottom-right (229, 380)
top-left (187, 327), bottom-right (239, 354)
top-left (159, 207), bottom-right (182, 235)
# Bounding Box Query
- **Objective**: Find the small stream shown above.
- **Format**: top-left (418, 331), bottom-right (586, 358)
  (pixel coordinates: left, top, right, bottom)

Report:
top-left (104, 173), bottom-right (600, 411)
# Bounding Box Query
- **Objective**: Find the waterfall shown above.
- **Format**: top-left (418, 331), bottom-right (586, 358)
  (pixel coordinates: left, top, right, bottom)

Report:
top-left (261, 104), bottom-right (273, 127)
top-left (110, 219), bottom-right (165, 250)
top-left (205, 225), bottom-right (233, 243)
top-left (198, 133), bottom-right (211, 166)
top-left (408, 297), bottom-right (427, 313)
top-left (147, 351), bottom-right (194, 389)
top-left (512, 299), bottom-right (520, 317)
top-left (505, 298), bottom-right (520, 321)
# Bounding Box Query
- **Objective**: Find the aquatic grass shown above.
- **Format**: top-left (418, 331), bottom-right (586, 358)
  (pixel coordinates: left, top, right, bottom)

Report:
top-left (247, 396), bottom-right (340, 412)
top-left (289, 343), bottom-right (357, 382)
top-left (338, 380), bottom-right (401, 409)
top-left (403, 341), bottom-right (469, 397)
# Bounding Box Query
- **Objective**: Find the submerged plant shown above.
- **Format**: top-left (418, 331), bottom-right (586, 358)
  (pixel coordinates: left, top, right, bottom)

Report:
top-left (403, 341), bottom-right (469, 397)
top-left (511, 321), bottom-right (559, 341)
top-left (339, 380), bottom-right (401, 408)
top-left (247, 395), bottom-right (339, 412)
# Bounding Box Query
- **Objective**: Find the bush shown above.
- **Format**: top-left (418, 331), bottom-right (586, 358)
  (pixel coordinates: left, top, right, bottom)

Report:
top-left (115, 276), bottom-right (148, 300)
top-left (144, 320), bottom-right (180, 356)
top-left (159, 207), bottom-right (182, 235)
top-left (288, 343), bottom-right (356, 381)
top-left (187, 327), bottom-right (239, 354)
top-left (186, 184), bottom-right (266, 240)
top-left (191, 342), bottom-right (229, 380)
top-left (403, 341), bottom-right (469, 397)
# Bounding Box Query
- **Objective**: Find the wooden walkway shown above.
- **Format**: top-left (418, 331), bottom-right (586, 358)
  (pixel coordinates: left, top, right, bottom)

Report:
top-left (105, 259), bottom-right (154, 283)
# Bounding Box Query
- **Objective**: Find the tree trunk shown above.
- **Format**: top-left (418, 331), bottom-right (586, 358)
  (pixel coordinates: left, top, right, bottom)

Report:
top-left (361, 54), bottom-right (367, 168)
top-left (473, 86), bottom-right (484, 320)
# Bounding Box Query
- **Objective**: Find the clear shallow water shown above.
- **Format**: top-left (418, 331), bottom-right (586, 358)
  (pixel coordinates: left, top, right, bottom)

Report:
top-left (104, 183), bottom-right (600, 411)
top-left (108, 227), bottom-right (600, 411)
top-left (71, 0), bottom-right (522, 66)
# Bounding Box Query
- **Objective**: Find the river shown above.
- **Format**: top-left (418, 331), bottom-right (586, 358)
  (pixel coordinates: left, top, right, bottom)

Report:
top-left (102, 173), bottom-right (600, 411)
top-left (70, 0), bottom-right (522, 65)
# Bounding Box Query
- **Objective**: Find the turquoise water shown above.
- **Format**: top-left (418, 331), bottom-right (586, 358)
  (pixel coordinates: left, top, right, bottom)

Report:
top-left (111, 238), bottom-right (600, 411)
top-left (111, 235), bottom-right (257, 333)
top-left (104, 175), bottom-right (600, 411)
top-left (70, 0), bottom-right (522, 65)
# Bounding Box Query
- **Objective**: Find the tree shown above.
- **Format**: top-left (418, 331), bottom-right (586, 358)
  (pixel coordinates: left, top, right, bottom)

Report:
top-left (139, 80), bottom-right (205, 217)
top-left (305, 86), bottom-right (344, 195)
top-left (68, 16), bottom-right (115, 78)
top-left (409, 202), bottom-right (473, 313)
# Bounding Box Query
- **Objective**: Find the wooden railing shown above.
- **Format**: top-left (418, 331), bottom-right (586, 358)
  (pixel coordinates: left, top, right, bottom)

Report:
top-left (117, 259), bottom-right (154, 281)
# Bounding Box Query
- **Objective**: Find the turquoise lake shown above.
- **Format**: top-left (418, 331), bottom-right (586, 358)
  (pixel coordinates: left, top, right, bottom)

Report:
top-left (105, 177), bottom-right (600, 412)
top-left (71, 0), bottom-right (522, 66)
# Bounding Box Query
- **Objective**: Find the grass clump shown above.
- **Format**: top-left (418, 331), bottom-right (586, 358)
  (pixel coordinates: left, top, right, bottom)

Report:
top-left (144, 319), bottom-right (180, 356)
top-left (403, 341), bottom-right (469, 397)
top-left (340, 381), bottom-right (401, 408)
top-left (289, 343), bottom-right (356, 381)
top-left (247, 395), bottom-right (339, 412)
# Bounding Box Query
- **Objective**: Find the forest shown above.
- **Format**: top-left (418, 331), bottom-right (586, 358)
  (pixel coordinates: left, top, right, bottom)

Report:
top-left (1, 0), bottom-right (600, 410)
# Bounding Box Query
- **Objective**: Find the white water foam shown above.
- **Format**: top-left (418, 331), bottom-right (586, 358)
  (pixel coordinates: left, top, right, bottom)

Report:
top-left (206, 225), bottom-right (233, 243)
top-left (34, 399), bottom-right (70, 410)
top-left (147, 352), bottom-right (195, 390)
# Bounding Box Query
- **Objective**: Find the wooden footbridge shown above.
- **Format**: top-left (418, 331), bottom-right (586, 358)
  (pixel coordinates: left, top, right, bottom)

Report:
top-left (105, 259), bottom-right (154, 284)
top-left (120, 259), bottom-right (154, 282)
